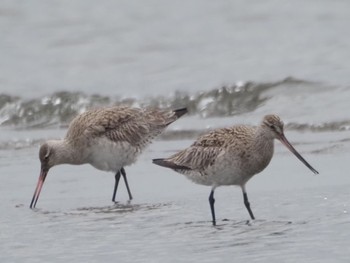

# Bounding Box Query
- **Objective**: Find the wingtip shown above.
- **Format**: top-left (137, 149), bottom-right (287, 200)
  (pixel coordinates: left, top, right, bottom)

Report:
top-left (173, 108), bottom-right (188, 118)
top-left (152, 158), bottom-right (191, 170)
top-left (152, 158), bottom-right (166, 166)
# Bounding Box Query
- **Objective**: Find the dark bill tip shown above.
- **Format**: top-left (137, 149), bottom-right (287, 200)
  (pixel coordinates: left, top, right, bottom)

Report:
top-left (279, 134), bottom-right (319, 175)
top-left (30, 169), bottom-right (48, 209)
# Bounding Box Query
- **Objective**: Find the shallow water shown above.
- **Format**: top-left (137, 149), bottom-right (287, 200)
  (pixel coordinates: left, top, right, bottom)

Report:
top-left (1, 1), bottom-right (350, 262)
top-left (1, 137), bottom-right (350, 262)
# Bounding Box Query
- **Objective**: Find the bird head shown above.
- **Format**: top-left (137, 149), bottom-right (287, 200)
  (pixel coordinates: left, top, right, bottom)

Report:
top-left (39, 142), bottom-right (57, 172)
top-left (262, 114), bottom-right (319, 175)
top-left (262, 114), bottom-right (284, 139)
top-left (30, 140), bottom-right (64, 209)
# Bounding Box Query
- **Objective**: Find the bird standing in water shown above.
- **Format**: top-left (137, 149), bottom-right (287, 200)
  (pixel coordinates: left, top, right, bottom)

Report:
top-left (153, 115), bottom-right (318, 225)
top-left (30, 106), bottom-right (187, 208)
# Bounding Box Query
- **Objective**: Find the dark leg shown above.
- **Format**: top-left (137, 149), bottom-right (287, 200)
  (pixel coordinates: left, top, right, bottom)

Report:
top-left (242, 186), bottom-right (255, 220)
top-left (112, 170), bottom-right (121, 202)
top-left (209, 189), bottom-right (216, 226)
top-left (121, 168), bottom-right (133, 200)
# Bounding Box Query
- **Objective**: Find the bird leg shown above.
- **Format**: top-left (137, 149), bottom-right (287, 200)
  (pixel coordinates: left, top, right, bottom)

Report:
top-left (209, 190), bottom-right (216, 226)
top-left (242, 189), bottom-right (255, 220)
top-left (112, 170), bottom-right (121, 202)
top-left (121, 168), bottom-right (133, 200)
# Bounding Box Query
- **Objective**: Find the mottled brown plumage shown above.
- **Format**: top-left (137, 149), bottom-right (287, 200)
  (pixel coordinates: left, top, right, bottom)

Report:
top-left (153, 114), bottom-right (318, 225)
top-left (66, 107), bottom-right (180, 148)
top-left (30, 106), bottom-right (187, 208)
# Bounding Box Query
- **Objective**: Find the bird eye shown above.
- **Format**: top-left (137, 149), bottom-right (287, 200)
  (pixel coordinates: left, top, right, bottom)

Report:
top-left (269, 124), bottom-right (275, 130)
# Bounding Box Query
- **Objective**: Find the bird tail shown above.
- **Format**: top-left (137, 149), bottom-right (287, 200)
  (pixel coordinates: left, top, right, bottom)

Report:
top-left (152, 158), bottom-right (191, 170)
top-left (173, 108), bottom-right (188, 119)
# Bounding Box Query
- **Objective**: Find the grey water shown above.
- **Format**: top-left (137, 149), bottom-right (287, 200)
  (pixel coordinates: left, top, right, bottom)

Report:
top-left (1, 1), bottom-right (350, 262)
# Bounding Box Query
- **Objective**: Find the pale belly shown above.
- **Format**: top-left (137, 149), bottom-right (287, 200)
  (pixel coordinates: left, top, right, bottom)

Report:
top-left (182, 150), bottom-right (273, 187)
top-left (183, 164), bottom-right (252, 187)
top-left (86, 138), bottom-right (142, 172)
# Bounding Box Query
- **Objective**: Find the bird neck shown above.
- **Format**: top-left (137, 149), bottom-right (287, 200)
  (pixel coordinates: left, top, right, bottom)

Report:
top-left (254, 126), bottom-right (275, 152)
top-left (47, 139), bottom-right (82, 165)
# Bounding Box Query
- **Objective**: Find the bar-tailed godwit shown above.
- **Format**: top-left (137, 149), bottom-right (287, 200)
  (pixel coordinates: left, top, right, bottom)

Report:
top-left (153, 115), bottom-right (318, 225)
top-left (30, 106), bottom-right (187, 208)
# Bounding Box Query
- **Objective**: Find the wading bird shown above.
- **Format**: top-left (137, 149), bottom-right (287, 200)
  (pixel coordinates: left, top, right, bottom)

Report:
top-left (153, 115), bottom-right (318, 225)
top-left (30, 106), bottom-right (187, 208)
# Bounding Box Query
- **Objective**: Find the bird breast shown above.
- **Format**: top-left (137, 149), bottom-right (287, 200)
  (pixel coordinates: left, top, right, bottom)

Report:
top-left (86, 137), bottom-right (141, 172)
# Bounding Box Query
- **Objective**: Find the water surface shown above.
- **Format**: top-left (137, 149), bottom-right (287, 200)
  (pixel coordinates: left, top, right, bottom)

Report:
top-left (1, 1), bottom-right (350, 262)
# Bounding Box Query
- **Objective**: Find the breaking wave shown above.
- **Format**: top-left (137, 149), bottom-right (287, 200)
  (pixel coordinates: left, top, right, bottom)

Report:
top-left (0, 77), bottom-right (349, 133)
